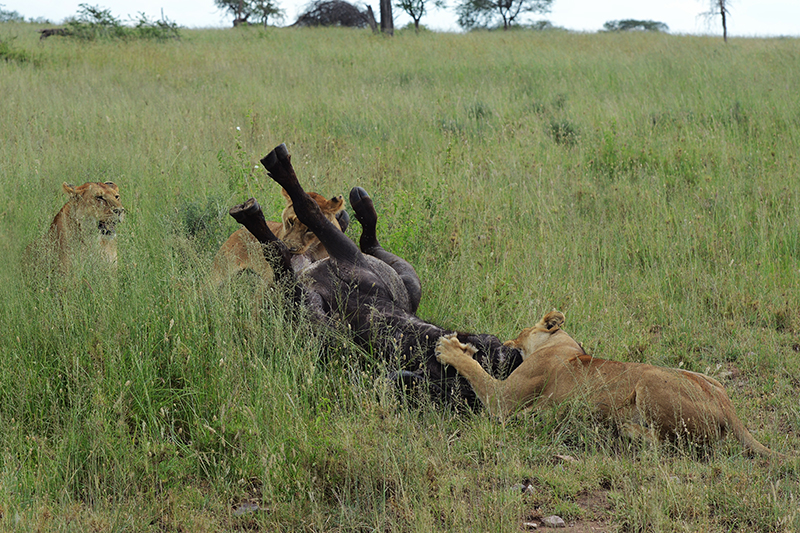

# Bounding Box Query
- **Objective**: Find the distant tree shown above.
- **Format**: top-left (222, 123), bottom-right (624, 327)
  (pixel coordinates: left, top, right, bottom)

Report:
top-left (603, 19), bottom-right (669, 32)
top-left (395, 0), bottom-right (442, 33)
top-left (700, 0), bottom-right (730, 42)
top-left (216, 0), bottom-right (246, 24)
top-left (456, 0), bottom-right (552, 31)
top-left (215, 0), bottom-right (284, 27)
top-left (293, 0), bottom-right (371, 27)
top-left (250, 0), bottom-right (284, 26)
top-left (0, 6), bottom-right (25, 22)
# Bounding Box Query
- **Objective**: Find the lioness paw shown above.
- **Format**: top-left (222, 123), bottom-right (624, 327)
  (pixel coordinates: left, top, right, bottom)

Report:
top-left (435, 334), bottom-right (476, 365)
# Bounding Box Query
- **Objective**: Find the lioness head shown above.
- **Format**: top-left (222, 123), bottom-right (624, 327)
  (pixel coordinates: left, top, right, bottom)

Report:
top-left (62, 181), bottom-right (125, 237)
top-left (503, 310), bottom-right (569, 359)
top-left (279, 188), bottom-right (346, 255)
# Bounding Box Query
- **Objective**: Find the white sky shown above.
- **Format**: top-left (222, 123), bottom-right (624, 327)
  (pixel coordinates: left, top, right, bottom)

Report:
top-left (2, 0), bottom-right (798, 36)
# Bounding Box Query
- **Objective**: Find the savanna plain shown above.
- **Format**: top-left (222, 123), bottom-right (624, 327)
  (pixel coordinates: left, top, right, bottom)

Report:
top-left (1, 22), bottom-right (800, 532)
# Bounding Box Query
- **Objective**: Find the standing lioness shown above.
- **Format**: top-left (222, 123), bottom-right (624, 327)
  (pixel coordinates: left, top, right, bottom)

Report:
top-left (436, 311), bottom-right (787, 458)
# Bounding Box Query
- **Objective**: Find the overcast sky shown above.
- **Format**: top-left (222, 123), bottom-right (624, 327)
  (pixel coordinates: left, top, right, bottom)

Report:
top-left (3, 0), bottom-right (798, 36)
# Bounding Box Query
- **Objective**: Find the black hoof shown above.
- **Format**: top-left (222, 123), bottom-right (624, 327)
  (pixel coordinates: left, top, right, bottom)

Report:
top-left (259, 143), bottom-right (289, 172)
top-left (349, 186), bottom-right (377, 227)
top-left (229, 198), bottom-right (261, 224)
top-left (260, 143), bottom-right (299, 191)
top-left (335, 210), bottom-right (350, 233)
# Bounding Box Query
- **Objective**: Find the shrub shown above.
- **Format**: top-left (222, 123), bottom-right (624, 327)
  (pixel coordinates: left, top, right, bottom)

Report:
top-left (44, 3), bottom-right (181, 42)
top-left (0, 36), bottom-right (38, 64)
top-left (293, 0), bottom-right (371, 28)
top-left (549, 119), bottom-right (579, 146)
top-left (602, 19), bottom-right (669, 32)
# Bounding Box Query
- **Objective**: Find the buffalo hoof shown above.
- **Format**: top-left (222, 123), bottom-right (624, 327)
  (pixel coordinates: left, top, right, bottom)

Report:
top-left (350, 187), bottom-right (379, 251)
top-left (335, 209), bottom-right (350, 233)
top-left (349, 187), bottom-right (378, 227)
top-left (229, 197), bottom-right (262, 224)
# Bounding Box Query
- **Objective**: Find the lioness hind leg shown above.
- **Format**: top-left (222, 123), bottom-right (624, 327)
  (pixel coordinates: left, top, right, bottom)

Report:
top-left (349, 186), bottom-right (422, 313)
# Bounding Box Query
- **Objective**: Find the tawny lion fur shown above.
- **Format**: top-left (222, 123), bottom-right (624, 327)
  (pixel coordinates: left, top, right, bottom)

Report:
top-left (32, 181), bottom-right (125, 270)
top-left (211, 189), bottom-right (345, 286)
top-left (436, 311), bottom-right (786, 458)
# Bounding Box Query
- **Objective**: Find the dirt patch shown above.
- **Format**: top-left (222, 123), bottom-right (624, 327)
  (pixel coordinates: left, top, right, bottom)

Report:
top-left (522, 490), bottom-right (611, 532)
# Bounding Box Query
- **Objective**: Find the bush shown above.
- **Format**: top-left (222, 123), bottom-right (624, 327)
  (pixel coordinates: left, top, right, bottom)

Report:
top-left (131, 12), bottom-right (182, 41)
top-left (549, 119), bottom-right (579, 146)
top-left (0, 36), bottom-right (38, 64)
top-left (47, 3), bottom-right (181, 41)
top-left (293, 0), bottom-right (371, 28)
top-left (602, 19), bottom-right (669, 32)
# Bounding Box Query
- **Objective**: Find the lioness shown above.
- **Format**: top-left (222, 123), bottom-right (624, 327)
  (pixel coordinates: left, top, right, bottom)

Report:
top-left (32, 181), bottom-right (125, 270)
top-left (436, 311), bottom-right (787, 458)
top-left (210, 189), bottom-right (350, 287)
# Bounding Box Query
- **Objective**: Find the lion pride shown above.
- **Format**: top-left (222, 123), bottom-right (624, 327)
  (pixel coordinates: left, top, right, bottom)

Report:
top-left (210, 188), bottom-right (349, 287)
top-left (436, 311), bottom-right (787, 458)
top-left (31, 181), bottom-right (125, 271)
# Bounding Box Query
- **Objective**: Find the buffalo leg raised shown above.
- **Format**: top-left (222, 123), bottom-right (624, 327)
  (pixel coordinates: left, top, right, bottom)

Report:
top-left (349, 186), bottom-right (422, 314)
top-left (260, 143), bottom-right (363, 266)
top-left (229, 197), bottom-right (299, 300)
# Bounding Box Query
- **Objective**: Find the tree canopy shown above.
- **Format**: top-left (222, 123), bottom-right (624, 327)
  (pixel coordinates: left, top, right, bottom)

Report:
top-left (215, 0), bottom-right (284, 27)
top-left (603, 19), bottom-right (669, 32)
top-left (456, 0), bottom-right (553, 31)
top-left (395, 0), bottom-right (444, 32)
top-left (293, 0), bottom-right (371, 28)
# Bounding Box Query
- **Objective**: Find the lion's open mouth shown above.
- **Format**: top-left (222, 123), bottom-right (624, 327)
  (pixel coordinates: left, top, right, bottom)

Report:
top-left (98, 221), bottom-right (116, 236)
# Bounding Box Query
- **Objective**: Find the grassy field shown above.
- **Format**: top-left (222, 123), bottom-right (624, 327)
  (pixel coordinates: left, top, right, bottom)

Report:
top-left (1, 22), bottom-right (800, 531)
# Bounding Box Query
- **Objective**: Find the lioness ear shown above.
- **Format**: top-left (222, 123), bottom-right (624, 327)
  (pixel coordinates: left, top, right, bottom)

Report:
top-left (329, 195), bottom-right (345, 212)
top-left (542, 310), bottom-right (565, 331)
top-left (62, 182), bottom-right (77, 196)
top-left (281, 188), bottom-right (291, 203)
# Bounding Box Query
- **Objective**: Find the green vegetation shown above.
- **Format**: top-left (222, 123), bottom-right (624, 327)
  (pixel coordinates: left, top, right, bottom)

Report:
top-left (42, 4), bottom-right (181, 42)
top-left (455, 0), bottom-right (552, 30)
top-left (1, 24), bottom-right (799, 531)
top-left (602, 19), bottom-right (669, 32)
top-left (0, 7), bottom-right (25, 23)
top-left (214, 0), bottom-right (285, 27)
top-left (0, 35), bottom-right (40, 64)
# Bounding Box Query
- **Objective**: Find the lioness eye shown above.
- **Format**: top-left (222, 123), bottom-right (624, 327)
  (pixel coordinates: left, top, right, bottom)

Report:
top-left (96, 195), bottom-right (107, 204)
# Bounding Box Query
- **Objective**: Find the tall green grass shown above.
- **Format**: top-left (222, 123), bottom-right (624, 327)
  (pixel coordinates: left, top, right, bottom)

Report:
top-left (1, 23), bottom-right (799, 530)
